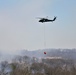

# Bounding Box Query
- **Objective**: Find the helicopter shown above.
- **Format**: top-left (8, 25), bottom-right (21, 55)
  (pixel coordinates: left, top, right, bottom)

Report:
top-left (38, 16), bottom-right (57, 23)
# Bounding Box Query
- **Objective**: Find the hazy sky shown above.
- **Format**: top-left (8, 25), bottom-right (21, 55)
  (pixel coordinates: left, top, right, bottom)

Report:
top-left (0, 0), bottom-right (76, 52)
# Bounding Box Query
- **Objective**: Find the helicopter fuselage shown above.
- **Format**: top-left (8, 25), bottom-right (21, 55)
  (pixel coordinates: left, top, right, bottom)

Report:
top-left (39, 17), bottom-right (56, 23)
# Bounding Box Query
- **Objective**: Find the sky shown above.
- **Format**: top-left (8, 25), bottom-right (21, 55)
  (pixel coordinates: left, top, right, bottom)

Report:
top-left (0, 0), bottom-right (76, 52)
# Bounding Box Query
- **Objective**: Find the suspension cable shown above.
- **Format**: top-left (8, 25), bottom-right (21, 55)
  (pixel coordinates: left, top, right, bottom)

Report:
top-left (44, 24), bottom-right (46, 49)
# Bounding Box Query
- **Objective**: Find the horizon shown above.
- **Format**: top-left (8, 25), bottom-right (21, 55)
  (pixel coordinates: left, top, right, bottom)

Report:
top-left (0, 48), bottom-right (76, 54)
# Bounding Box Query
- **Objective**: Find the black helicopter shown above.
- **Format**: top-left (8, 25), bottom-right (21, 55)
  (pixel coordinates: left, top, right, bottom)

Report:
top-left (38, 16), bottom-right (57, 23)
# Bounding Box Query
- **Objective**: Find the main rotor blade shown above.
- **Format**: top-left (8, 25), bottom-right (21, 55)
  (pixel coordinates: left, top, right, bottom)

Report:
top-left (36, 17), bottom-right (44, 19)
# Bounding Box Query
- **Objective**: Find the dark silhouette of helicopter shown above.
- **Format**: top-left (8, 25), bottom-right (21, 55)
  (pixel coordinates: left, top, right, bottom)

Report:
top-left (38, 16), bottom-right (57, 23)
